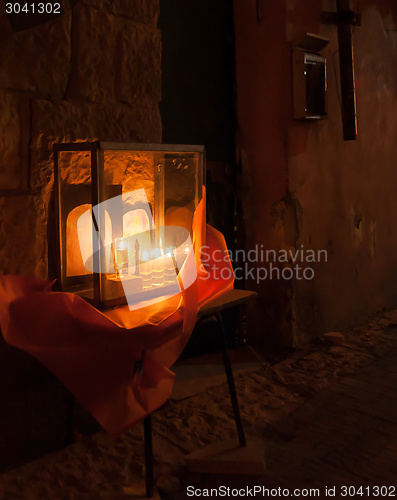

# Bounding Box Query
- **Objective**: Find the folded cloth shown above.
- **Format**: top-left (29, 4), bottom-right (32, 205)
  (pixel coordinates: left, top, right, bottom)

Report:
top-left (0, 219), bottom-right (233, 437)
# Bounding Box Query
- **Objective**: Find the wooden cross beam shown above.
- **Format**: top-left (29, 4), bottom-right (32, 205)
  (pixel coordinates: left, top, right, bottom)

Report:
top-left (322, 0), bottom-right (361, 141)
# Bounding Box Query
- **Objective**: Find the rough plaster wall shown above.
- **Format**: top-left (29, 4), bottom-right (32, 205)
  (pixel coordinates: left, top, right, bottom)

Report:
top-left (0, 0), bottom-right (161, 279)
top-left (235, 0), bottom-right (397, 346)
top-left (288, 0), bottom-right (397, 343)
top-left (234, 0), bottom-right (294, 347)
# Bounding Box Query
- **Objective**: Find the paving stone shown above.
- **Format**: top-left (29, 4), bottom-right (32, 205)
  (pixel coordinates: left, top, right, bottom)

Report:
top-left (264, 349), bottom-right (397, 488)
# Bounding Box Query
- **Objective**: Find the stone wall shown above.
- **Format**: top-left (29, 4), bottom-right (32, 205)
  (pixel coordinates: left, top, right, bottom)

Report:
top-left (0, 0), bottom-right (161, 468)
top-left (0, 0), bottom-right (161, 277)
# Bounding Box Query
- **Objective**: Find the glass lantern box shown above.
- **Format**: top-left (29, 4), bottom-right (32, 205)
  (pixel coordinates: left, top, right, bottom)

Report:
top-left (53, 141), bottom-right (205, 310)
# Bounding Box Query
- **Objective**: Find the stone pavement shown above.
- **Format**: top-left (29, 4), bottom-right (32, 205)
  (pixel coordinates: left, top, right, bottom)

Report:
top-left (263, 348), bottom-right (397, 491)
top-left (0, 311), bottom-right (396, 499)
top-left (175, 347), bottom-right (397, 499)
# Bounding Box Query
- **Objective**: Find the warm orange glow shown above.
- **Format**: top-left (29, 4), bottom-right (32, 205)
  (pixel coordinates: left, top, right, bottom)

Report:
top-left (67, 206), bottom-right (115, 277)
top-left (66, 204), bottom-right (92, 276)
top-left (68, 202), bottom-right (180, 294)
top-left (165, 204), bottom-right (194, 233)
top-left (0, 190), bottom-right (235, 437)
top-left (123, 209), bottom-right (150, 237)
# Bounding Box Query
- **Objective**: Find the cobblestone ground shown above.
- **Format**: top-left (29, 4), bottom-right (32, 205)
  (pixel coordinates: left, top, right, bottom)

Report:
top-left (0, 309), bottom-right (396, 499)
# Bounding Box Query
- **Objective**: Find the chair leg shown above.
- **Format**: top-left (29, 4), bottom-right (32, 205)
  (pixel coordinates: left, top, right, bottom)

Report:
top-left (215, 311), bottom-right (246, 447)
top-left (65, 391), bottom-right (75, 446)
top-left (144, 415), bottom-right (154, 498)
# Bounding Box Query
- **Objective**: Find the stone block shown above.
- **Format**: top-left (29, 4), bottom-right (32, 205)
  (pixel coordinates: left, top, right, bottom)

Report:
top-left (30, 99), bottom-right (161, 203)
top-left (184, 437), bottom-right (266, 475)
top-left (115, 24), bottom-right (161, 105)
top-left (67, 5), bottom-right (118, 102)
top-left (0, 3), bottom-right (71, 98)
top-left (323, 332), bottom-right (345, 345)
top-left (0, 90), bottom-right (29, 190)
top-left (81, 0), bottom-right (159, 24)
top-left (68, 5), bottom-right (161, 104)
top-left (0, 195), bottom-right (47, 277)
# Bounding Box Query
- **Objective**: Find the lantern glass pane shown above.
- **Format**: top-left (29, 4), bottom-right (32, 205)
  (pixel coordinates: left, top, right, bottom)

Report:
top-left (162, 152), bottom-right (202, 234)
top-left (58, 150), bottom-right (95, 301)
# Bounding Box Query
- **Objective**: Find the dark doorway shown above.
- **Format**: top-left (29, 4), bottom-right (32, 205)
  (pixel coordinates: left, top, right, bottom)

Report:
top-left (159, 1), bottom-right (241, 355)
top-left (159, 0), bottom-right (237, 245)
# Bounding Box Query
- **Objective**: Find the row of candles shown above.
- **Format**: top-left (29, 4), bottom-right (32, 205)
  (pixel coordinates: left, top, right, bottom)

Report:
top-left (113, 237), bottom-right (190, 291)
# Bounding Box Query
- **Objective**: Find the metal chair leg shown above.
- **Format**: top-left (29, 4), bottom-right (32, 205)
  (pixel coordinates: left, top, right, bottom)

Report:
top-left (215, 311), bottom-right (246, 447)
top-left (65, 391), bottom-right (75, 446)
top-left (144, 415), bottom-right (154, 498)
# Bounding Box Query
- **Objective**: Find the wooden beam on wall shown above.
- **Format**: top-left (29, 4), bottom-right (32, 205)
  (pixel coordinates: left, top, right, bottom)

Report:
top-left (337, 0), bottom-right (358, 140)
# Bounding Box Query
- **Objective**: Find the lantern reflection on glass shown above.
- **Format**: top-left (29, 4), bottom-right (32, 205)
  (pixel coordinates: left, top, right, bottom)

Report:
top-left (53, 142), bottom-right (205, 310)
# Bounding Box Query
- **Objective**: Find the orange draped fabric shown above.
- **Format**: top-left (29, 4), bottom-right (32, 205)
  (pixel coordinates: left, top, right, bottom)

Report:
top-left (0, 202), bottom-right (233, 437)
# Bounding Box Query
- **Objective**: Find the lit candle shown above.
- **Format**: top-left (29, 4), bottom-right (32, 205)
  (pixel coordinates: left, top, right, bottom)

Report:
top-left (140, 250), bottom-right (153, 290)
top-left (151, 248), bottom-right (165, 288)
top-left (164, 247), bottom-right (177, 285)
top-left (114, 237), bottom-right (129, 277)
